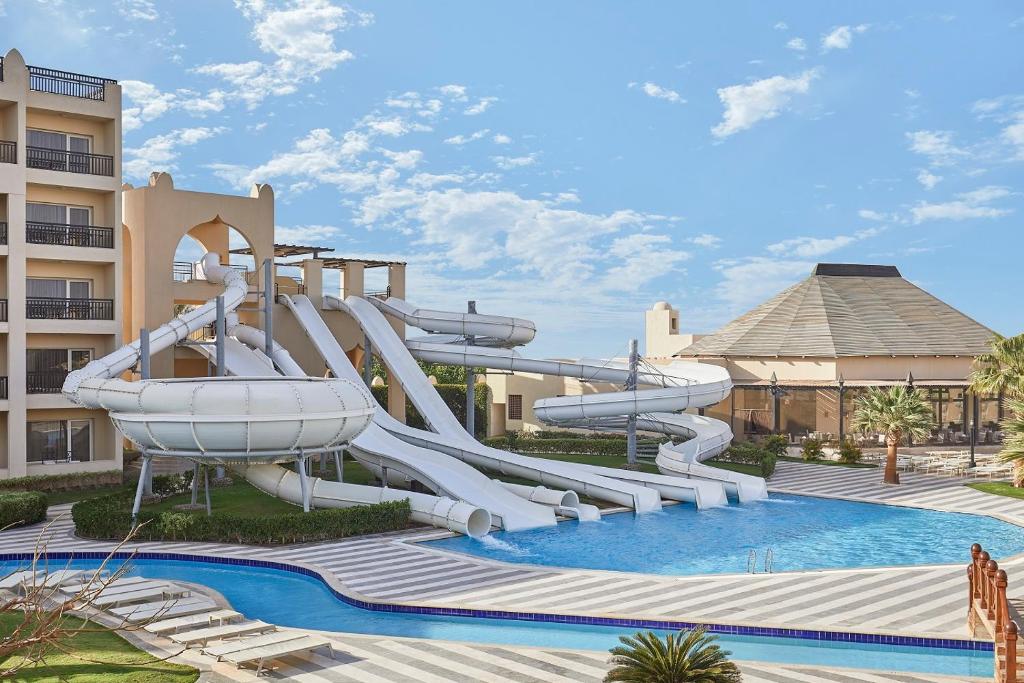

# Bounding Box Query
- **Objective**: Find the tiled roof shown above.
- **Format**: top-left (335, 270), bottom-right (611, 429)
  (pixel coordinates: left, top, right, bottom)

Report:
top-left (677, 264), bottom-right (995, 358)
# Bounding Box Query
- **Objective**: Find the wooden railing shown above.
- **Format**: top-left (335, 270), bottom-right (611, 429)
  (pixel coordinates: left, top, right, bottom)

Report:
top-left (969, 543), bottom-right (1020, 682)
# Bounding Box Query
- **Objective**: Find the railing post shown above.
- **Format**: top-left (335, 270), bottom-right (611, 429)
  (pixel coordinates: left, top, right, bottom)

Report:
top-left (980, 551), bottom-right (992, 610)
top-left (1008, 621), bottom-right (1019, 683)
top-left (997, 570), bottom-right (1009, 644)
top-left (988, 560), bottom-right (1000, 621)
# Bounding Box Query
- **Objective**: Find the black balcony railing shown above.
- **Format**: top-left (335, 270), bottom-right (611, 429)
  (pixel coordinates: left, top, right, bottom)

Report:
top-left (173, 261), bottom-right (250, 283)
top-left (27, 370), bottom-right (67, 394)
top-left (0, 376), bottom-right (7, 400)
top-left (0, 56), bottom-right (5, 82)
top-left (27, 65), bottom-right (116, 101)
top-left (0, 222), bottom-right (7, 245)
top-left (26, 297), bottom-right (114, 320)
top-left (26, 146), bottom-right (114, 176)
top-left (26, 221), bottom-right (114, 249)
top-left (0, 140), bottom-right (14, 165)
top-left (0, 299), bottom-right (7, 323)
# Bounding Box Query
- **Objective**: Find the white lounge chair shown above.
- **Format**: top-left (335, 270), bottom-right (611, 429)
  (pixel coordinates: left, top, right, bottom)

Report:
top-left (63, 576), bottom-right (150, 595)
top-left (220, 635), bottom-right (334, 675)
top-left (145, 609), bottom-right (243, 635)
top-left (92, 585), bottom-right (190, 608)
top-left (203, 631), bottom-right (309, 659)
top-left (110, 596), bottom-right (218, 623)
top-left (0, 569), bottom-right (87, 591)
top-left (169, 620), bottom-right (276, 647)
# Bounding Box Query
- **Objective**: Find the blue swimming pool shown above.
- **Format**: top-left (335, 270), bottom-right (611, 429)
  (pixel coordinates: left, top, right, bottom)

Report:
top-left (0, 556), bottom-right (993, 678)
top-left (426, 493), bottom-right (1024, 575)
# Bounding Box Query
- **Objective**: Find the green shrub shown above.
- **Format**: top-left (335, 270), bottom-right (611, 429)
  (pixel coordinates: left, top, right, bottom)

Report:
top-left (720, 441), bottom-right (776, 478)
top-left (0, 491), bottom-right (48, 529)
top-left (151, 471), bottom-right (194, 496)
top-left (72, 494), bottom-right (411, 545)
top-left (0, 470), bottom-right (122, 494)
top-left (762, 434), bottom-right (788, 457)
top-left (802, 438), bottom-right (825, 461)
top-left (838, 439), bottom-right (863, 464)
top-left (530, 430), bottom-right (625, 441)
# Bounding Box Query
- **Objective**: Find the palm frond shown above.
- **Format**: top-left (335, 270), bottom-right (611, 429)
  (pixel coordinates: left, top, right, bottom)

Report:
top-left (605, 628), bottom-right (741, 683)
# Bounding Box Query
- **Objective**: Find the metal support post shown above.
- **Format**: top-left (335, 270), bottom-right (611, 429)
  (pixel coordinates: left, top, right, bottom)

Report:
top-left (466, 300), bottom-right (476, 437)
top-left (131, 455), bottom-right (152, 524)
top-left (362, 334), bottom-right (373, 386)
top-left (139, 329), bottom-right (153, 495)
top-left (297, 453), bottom-right (310, 512)
top-left (190, 462), bottom-right (200, 505)
top-left (215, 295), bottom-right (226, 377)
top-left (263, 258), bottom-right (274, 360)
top-left (204, 466), bottom-right (212, 516)
top-left (626, 338), bottom-right (638, 467)
top-left (970, 392), bottom-right (979, 468)
top-left (334, 450), bottom-right (344, 482)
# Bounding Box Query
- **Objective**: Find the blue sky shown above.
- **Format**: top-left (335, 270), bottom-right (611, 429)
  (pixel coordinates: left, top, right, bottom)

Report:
top-left (4, 1), bottom-right (1023, 356)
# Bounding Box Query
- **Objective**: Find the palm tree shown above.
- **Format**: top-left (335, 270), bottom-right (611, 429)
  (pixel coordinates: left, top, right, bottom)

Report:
top-left (852, 385), bottom-right (933, 485)
top-left (970, 333), bottom-right (1024, 399)
top-left (605, 628), bottom-right (741, 683)
top-left (971, 334), bottom-right (1024, 486)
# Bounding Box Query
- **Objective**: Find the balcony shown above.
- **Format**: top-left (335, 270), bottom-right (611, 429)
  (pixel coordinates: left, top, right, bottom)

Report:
top-left (0, 140), bottom-right (14, 165)
top-left (0, 222), bottom-right (6, 245)
top-left (173, 261), bottom-right (249, 283)
top-left (27, 221), bottom-right (114, 249)
top-left (27, 370), bottom-right (66, 394)
top-left (26, 146), bottom-right (113, 176)
top-left (27, 65), bottom-right (116, 101)
top-left (26, 297), bottom-right (114, 320)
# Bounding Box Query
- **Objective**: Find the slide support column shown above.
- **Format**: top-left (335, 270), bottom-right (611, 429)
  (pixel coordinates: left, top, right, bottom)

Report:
top-left (131, 454), bottom-right (152, 525)
top-left (139, 329), bottom-right (153, 496)
top-left (626, 338), bottom-right (638, 467)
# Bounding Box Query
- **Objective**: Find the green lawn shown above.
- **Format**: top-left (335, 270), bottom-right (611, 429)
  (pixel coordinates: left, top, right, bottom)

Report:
top-left (968, 482), bottom-right (1024, 500)
top-left (0, 613), bottom-right (198, 683)
top-left (44, 485), bottom-right (135, 506)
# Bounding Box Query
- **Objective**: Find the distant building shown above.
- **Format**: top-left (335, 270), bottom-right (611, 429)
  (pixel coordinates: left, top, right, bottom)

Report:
top-left (489, 264), bottom-right (1005, 446)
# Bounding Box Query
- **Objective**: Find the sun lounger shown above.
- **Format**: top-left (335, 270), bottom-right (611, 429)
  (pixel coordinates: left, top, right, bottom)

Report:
top-left (145, 609), bottom-right (243, 635)
top-left (110, 596), bottom-right (218, 623)
top-left (63, 576), bottom-right (150, 594)
top-left (203, 631), bottom-right (309, 659)
top-left (0, 569), bottom-right (87, 591)
top-left (169, 620), bottom-right (276, 647)
top-left (219, 635), bottom-right (334, 675)
top-left (92, 585), bottom-right (190, 608)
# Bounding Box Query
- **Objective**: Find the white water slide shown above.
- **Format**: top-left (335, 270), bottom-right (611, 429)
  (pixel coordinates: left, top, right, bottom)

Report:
top-left (351, 296), bottom-right (767, 503)
top-left (61, 254), bottom-right (492, 538)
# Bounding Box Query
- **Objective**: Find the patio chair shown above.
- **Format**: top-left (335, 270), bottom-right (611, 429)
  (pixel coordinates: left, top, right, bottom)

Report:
top-left (145, 609), bottom-right (243, 635)
top-left (169, 620), bottom-right (277, 648)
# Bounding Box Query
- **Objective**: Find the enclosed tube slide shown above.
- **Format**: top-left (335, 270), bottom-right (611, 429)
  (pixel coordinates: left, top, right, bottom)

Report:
top-left (365, 296), bottom-right (768, 503)
top-left (325, 295), bottom-right (668, 511)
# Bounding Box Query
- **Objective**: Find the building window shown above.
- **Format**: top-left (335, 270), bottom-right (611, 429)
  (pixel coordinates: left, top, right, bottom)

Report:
top-left (27, 419), bottom-right (92, 464)
top-left (27, 348), bottom-right (91, 393)
top-left (27, 202), bottom-right (92, 226)
top-left (26, 277), bottom-right (92, 299)
top-left (27, 129), bottom-right (91, 154)
top-left (507, 394), bottom-right (523, 421)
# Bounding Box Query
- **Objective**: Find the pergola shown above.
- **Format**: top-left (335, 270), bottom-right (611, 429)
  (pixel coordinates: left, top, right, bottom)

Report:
top-left (230, 243), bottom-right (335, 260)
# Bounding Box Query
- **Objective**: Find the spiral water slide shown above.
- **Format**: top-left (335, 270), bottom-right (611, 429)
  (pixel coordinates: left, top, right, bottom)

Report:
top-left (357, 297), bottom-right (768, 503)
top-left (61, 254), bottom-right (492, 538)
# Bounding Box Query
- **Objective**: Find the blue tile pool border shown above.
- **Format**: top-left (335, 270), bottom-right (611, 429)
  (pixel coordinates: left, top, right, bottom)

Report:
top-left (2, 550), bottom-right (993, 653)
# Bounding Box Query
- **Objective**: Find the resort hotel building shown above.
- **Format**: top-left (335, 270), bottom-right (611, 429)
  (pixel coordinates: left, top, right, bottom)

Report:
top-left (489, 263), bottom-right (1004, 448)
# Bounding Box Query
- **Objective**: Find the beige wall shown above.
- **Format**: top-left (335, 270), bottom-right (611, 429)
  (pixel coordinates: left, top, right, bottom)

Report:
top-left (0, 49), bottom-right (123, 478)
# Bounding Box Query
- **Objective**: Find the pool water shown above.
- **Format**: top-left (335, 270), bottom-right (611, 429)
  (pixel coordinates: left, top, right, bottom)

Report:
top-left (426, 493), bottom-right (1024, 575)
top-left (1, 557), bottom-right (993, 678)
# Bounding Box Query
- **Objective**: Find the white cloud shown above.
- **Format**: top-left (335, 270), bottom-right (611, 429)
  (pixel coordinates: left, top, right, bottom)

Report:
top-left (689, 233), bottom-right (722, 248)
top-left (492, 133), bottom-right (512, 145)
top-left (118, 0), bottom-right (158, 21)
top-left (120, 80), bottom-right (225, 131)
top-left (274, 224), bottom-right (343, 243)
top-left (464, 97), bottom-right (498, 116)
top-left (124, 126), bottom-right (226, 179)
top-left (193, 0), bottom-right (371, 108)
top-left (629, 81), bottom-right (685, 104)
top-left (407, 173), bottom-right (466, 189)
top-left (380, 149), bottom-right (423, 169)
top-left (444, 129), bottom-right (489, 145)
top-left (439, 84), bottom-right (468, 101)
top-left (774, 21), bottom-right (789, 30)
top-left (492, 154), bottom-right (537, 170)
top-left (601, 234), bottom-right (690, 291)
top-left (821, 24), bottom-right (868, 51)
top-left (786, 37), bottom-right (807, 51)
top-left (711, 68), bottom-right (820, 138)
top-left (916, 169), bottom-right (942, 190)
top-left (906, 130), bottom-right (967, 165)
top-left (766, 228), bottom-right (881, 259)
top-left (713, 257), bottom-right (813, 310)
top-left (858, 209), bottom-right (891, 221)
top-left (910, 186), bottom-right (1013, 223)
top-left (1002, 114), bottom-right (1024, 160)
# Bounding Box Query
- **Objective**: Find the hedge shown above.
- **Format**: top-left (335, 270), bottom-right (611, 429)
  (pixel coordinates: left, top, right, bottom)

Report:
top-left (482, 435), bottom-right (628, 456)
top-left (0, 470), bottom-right (122, 494)
top-left (717, 439), bottom-right (780, 478)
top-left (72, 494), bottom-right (411, 545)
top-left (528, 430), bottom-right (625, 441)
top-left (0, 491), bottom-right (48, 529)
top-left (372, 383), bottom-right (490, 439)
